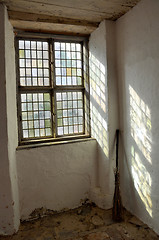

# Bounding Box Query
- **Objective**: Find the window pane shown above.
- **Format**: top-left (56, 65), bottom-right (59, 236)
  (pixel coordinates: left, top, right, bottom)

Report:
top-left (54, 41), bottom-right (82, 86)
top-left (55, 91), bottom-right (84, 136)
top-left (17, 38), bottom-right (87, 142)
top-left (18, 40), bottom-right (50, 86)
top-left (20, 93), bottom-right (52, 139)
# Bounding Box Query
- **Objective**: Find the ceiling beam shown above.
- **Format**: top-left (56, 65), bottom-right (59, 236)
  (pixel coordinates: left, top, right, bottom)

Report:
top-left (8, 10), bottom-right (99, 28)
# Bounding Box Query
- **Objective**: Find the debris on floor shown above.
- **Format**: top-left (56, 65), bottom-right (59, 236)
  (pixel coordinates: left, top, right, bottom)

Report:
top-left (0, 203), bottom-right (159, 240)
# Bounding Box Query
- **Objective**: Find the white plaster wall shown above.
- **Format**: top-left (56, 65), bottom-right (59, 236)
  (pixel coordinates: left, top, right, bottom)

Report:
top-left (0, 4), bottom-right (20, 235)
top-left (116, 0), bottom-right (159, 234)
top-left (105, 21), bottom-right (119, 205)
top-left (16, 140), bottom-right (97, 220)
top-left (89, 21), bottom-right (118, 209)
top-left (5, 6), bottom-right (20, 232)
top-left (16, 20), bottom-right (119, 220)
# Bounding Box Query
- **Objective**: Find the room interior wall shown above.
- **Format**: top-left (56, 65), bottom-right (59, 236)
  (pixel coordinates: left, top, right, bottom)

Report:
top-left (16, 140), bottom-right (97, 220)
top-left (0, 4), bottom-right (20, 235)
top-left (1, 4), bottom-right (119, 232)
top-left (2, 0), bottom-right (159, 235)
top-left (16, 20), bottom-right (118, 220)
top-left (5, 3), bottom-right (20, 232)
top-left (116, 0), bottom-right (159, 234)
top-left (89, 20), bottom-right (118, 209)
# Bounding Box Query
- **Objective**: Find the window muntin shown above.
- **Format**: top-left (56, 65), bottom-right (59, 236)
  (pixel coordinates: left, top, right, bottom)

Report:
top-left (18, 40), bottom-right (50, 87)
top-left (55, 91), bottom-right (84, 136)
top-left (54, 42), bottom-right (82, 86)
top-left (20, 92), bottom-right (52, 138)
top-left (16, 37), bottom-right (89, 144)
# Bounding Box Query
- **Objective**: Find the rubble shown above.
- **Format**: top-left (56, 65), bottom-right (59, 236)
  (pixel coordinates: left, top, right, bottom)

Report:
top-left (0, 204), bottom-right (158, 240)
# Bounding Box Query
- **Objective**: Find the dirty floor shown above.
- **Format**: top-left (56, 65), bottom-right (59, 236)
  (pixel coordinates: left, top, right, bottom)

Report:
top-left (0, 204), bottom-right (159, 240)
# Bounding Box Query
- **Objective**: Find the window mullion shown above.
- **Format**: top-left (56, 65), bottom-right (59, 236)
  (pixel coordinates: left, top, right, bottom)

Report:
top-left (53, 90), bottom-right (57, 138)
top-left (15, 39), bottom-right (23, 144)
top-left (18, 90), bottom-right (23, 145)
top-left (81, 43), bottom-right (85, 134)
top-left (50, 89), bottom-right (56, 138)
top-left (49, 39), bottom-right (54, 89)
top-left (50, 39), bottom-right (56, 138)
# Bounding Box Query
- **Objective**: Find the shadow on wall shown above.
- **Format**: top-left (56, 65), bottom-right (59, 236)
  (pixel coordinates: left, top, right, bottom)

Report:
top-left (128, 85), bottom-right (153, 218)
top-left (89, 52), bottom-right (109, 158)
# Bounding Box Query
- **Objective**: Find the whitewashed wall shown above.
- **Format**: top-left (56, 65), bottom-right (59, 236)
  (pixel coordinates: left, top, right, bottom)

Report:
top-left (116, 0), bottom-right (159, 234)
top-left (16, 20), bottom-right (119, 220)
top-left (0, 4), bottom-right (20, 235)
top-left (89, 21), bottom-right (118, 209)
top-left (16, 140), bottom-right (97, 220)
top-left (4, 0), bottom-right (159, 234)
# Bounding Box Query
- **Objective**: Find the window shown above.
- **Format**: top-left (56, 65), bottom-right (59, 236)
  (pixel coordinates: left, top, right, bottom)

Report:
top-left (16, 35), bottom-right (90, 145)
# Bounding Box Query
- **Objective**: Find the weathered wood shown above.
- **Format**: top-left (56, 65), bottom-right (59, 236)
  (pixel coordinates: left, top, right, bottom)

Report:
top-left (2, 0), bottom-right (109, 22)
top-left (1, 0), bottom-right (141, 22)
top-left (8, 10), bottom-right (99, 28)
top-left (11, 20), bottom-right (95, 36)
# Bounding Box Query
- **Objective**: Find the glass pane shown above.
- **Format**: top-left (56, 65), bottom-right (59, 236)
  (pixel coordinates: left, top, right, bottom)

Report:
top-left (18, 39), bottom-right (50, 86)
top-left (54, 41), bottom-right (82, 86)
top-left (55, 91), bottom-right (84, 136)
top-left (19, 40), bottom-right (24, 49)
top-left (20, 93), bottom-right (52, 139)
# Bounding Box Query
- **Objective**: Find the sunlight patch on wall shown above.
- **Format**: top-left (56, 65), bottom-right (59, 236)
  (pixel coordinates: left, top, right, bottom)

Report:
top-left (91, 104), bottom-right (108, 157)
top-left (89, 52), bottom-right (108, 157)
top-left (129, 86), bottom-right (152, 217)
top-left (131, 146), bottom-right (152, 217)
top-left (90, 53), bottom-right (106, 113)
top-left (129, 86), bottom-right (152, 164)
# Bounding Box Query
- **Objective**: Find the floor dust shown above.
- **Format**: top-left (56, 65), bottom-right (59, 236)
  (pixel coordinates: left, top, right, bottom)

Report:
top-left (0, 203), bottom-right (159, 240)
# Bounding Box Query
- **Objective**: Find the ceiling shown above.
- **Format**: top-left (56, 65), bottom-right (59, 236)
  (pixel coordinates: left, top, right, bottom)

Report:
top-left (0, 0), bottom-right (141, 35)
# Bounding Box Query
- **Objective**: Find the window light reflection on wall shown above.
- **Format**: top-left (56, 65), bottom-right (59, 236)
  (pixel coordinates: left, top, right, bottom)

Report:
top-left (129, 85), bottom-right (152, 217)
top-left (129, 86), bottom-right (152, 164)
top-left (131, 146), bottom-right (152, 217)
top-left (89, 52), bottom-right (108, 157)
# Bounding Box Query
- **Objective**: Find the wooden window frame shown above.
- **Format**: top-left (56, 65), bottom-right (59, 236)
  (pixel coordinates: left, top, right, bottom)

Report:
top-left (15, 33), bottom-right (90, 146)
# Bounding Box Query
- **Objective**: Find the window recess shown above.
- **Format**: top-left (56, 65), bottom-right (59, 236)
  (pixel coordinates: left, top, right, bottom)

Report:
top-left (16, 35), bottom-right (90, 145)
